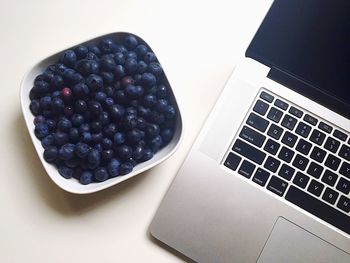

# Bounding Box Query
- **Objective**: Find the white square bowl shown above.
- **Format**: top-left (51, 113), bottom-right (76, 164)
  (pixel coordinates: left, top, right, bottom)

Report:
top-left (20, 32), bottom-right (183, 194)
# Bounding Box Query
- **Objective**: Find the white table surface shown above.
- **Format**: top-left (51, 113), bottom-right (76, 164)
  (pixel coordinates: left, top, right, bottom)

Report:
top-left (0, 0), bottom-right (272, 262)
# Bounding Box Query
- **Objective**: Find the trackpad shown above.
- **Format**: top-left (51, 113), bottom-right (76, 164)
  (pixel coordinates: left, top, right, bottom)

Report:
top-left (257, 217), bottom-right (350, 263)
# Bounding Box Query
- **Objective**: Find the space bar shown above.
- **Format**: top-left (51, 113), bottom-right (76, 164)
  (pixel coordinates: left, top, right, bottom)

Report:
top-left (285, 186), bottom-right (350, 235)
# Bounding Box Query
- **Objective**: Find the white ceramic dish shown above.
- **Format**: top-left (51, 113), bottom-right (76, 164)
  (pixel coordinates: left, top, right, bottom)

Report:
top-left (20, 32), bottom-right (183, 194)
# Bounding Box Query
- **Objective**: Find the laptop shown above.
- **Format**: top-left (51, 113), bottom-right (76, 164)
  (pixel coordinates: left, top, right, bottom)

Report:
top-left (150, 0), bottom-right (350, 262)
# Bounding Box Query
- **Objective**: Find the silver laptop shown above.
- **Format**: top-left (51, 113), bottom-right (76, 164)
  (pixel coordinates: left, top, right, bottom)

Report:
top-left (150, 1), bottom-right (350, 262)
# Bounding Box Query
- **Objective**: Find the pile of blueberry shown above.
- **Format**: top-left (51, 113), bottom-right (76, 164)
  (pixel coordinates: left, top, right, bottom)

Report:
top-left (29, 34), bottom-right (176, 185)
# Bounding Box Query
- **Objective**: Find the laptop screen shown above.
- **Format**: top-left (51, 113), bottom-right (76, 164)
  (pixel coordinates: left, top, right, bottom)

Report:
top-left (246, 0), bottom-right (350, 118)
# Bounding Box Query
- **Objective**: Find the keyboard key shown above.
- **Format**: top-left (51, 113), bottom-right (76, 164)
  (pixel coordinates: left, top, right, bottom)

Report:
top-left (281, 131), bottom-right (298, 147)
top-left (264, 139), bottom-right (280, 155)
top-left (281, 115), bottom-right (297, 130)
top-left (278, 164), bottom-right (295, 181)
top-left (293, 172), bottom-right (310, 188)
top-left (310, 146), bottom-right (327, 163)
top-left (274, 99), bottom-right (289, 110)
top-left (296, 139), bottom-right (312, 155)
top-left (289, 106), bottom-right (303, 118)
top-left (252, 168), bottom-right (270, 186)
top-left (295, 122), bottom-right (312, 138)
top-left (260, 91), bottom-right (274, 103)
top-left (318, 122), bottom-right (333, 134)
top-left (307, 179), bottom-right (325, 196)
top-left (246, 113), bottom-right (269, 132)
top-left (336, 177), bottom-right (350, 195)
top-left (238, 160), bottom-right (256, 179)
top-left (267, 107), bottom-right (283, 123)
top-left (322, 188), bottom-right (339, 205)
top-left (264, 156), bottom-right (281, 173)
top-left (324, 137), bottom-right (340, 153)
top-left (310, 129), bottom-right (326, 146)
top-left (339, 162), bottom-right (350, 179)
top-left (292, 154), bottom-right (309, 171)
top-left (303, 114), bottom-right (318, 126)
top-left (239, 126), bottom-right (266, 147)
top-left (224, 152), bottom-right (242, 171)
top-left (232, 139), bottom-right (266, 165)
top-left (338, 145), bottom-right (350, 161)
top-left (322, 170), bottom-right (338, 187)
top-left (267, 124), bottom-right (284, 140)
top-left (333, 129), bottom-right (347, 142)
top-left (267, 176), bottom-right (288, 196)
top-left (278, 146), bottom-right (295, 163)
top-left (286, 186), bottom-right (350, 235)
top-left (325, 154), bottom-right (341, 171)
top-left (337, 195), bottom-right (350, 213)
top-left (307, 162), bottom-right (324, 179)
top-left (253, 100), bottom-right (269, 116)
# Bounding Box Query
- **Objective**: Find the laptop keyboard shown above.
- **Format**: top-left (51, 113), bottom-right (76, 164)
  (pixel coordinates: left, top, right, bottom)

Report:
top-left (224, 89), bottom-right (350, 235)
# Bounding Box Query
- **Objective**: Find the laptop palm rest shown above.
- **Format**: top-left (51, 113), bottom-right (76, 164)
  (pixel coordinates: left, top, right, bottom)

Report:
top-left (257, 217), bottom-right (350, 263)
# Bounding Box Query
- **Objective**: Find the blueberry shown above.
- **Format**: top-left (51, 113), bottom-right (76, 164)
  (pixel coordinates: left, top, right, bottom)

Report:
top-left (143, 52), bottom-right (156, 63)
top-left (99, 111), bottom-right (110, 125)
top-left (109, 104), bottom-right (125, 120)
top-left (42, 110), bottom-right (53, 118)
top-left (104, 86), bottom-right (114, 97)
top-left (94, 167), bottom-right (109, 182)
top-left (33, 115), bottom-right (45, 125)
top-left (135, 44), bottom-right (148, 57)
top-left (62, 69), bottom-right (78, 84)
top-left (90, 121), bottom-right (102, 133)
top-left (146, 123), bottom-right (160, 138)
top-left (148, 62), bottom-right (163, 76)
top-left (137, 61), bottom-right (148, 73)
top-left (29, 89), bottom-right (39, 100)
top-left (88, 101), bottom-right (102, 116)
top-left (58, 165), bottom-right (74, 179)
top-left (57, 118), bottom-right (72, 132)
top-left (124, 58), bottom-right (138, 74)
top-left (157, 84), bottom-right (167, 98)
top-left (72, 83), bottom-right (89, 98)
top-left (101, 138), bottom-right (113, 149)
top-left (156, 99), bottom-right (168, 112)
top-left (124, 35), bottom-right (138, 49)
top-left (121, 115), bottom-right (137, 130)
top-left (100, 57), bottom-right (116, 72)
top-left (114, 52), bottom-right (125, 65)
top-left (87, 148), bottom-right (100, 165)
top-left (125, 51), bottom-right (137, 60)
top-left (100, 71), bottom-right (114, 84)
top-left (86, 52), bottom-right (98, 60)
top-left (99, 38), bottom-right (116, 54)
top-left (104, 97), bottom-right (114, 107)
top-left (103, 123), bottom-right (117, 138)
top-left (60, 50), bottom-right (77, 67)
top-left (107, 158), bottom-right (120, 177)
top-left (91, 133), bottom-right (103, 144)
top-left (132, 145), bottom-right (144, 160)
top-left (165, 105), bottom-right (176, 119)
top-left (150, 111), bottom-right (165, 124)
top-left (141, 72), bottom-right (156, 87)
top-left (138, 106), bottom-right (151, 118)
top-left (136, 117), bottom-right (147, 130)
top-left (133, 74), bottom-right (142, 84)
top-left (119, 162), bottom-right (133, 175)
top-left (142, 148), bottom-right (154, 161)
top-left (115, 90), bottom-right (128, 104)
top-left (71, 114), bottom-right (84, 127)
top-left (127, 129), bottom-right (143, 144)
top-left (41, 134), bottom-right (55, 149)
top-left (54, 63), bottom-right (67, 75)
top-left (79, 170), bottom-right (93, 185)
top-left (88, 44), bottom-right (101, 56)
top-left (43, 146), bottom-right (58, 163)
top-left (113, 132), bottom-right (125, 145)
top-left (125, 107), bottom-right (137, 116)
top-left (51, 74), bottom-right (64, 88)
top-left (114, 44), bottom-right (127, 54)
top-left (95, 92), bottom-right (107, 102)
top-left (116, 145), bottom-right (132, 160)
top-left (29, 100), bottom-right (41, 115)
top-left (33, 80), bottom-right (50, 93)
top-left (74, 100), bottom-right (87, 113)
top-left (40, 96), bottom-right (52, 110)
top-left (75, 142), bottom-right (90, 158)
top-left (69, 128), bottom-right (80, 142)
top-left (94, 143), bottom-right (103, 152)
top-left (101, 149), bottom-right (114, 162)
top-left (34, 123), bottom-right (49, 139)
top-left (149, 135), bottom-right (162, 152)
top-left (64, 158), bottom-right (80, 168)
top-left (59, 143), bottom-right (75, 160)
top-left (81, 132), bottom-right (92, 143)
top-left (74, 45), bottom-right (89, 59)
top-left (143, 94), bottom-right (157, 107)
top-left (121, 76), bottom-right (135, 87)
top-left (54, 131), bottom-right (69, 146)
top-left (79, 123), bottom-right (90, 133)
top-left (63, 106), bottom-right (74, 117)
top-left (51, 97), bottom-right (64, 114)
top-left (35, 72), bottom-right (54, 83)
top-left (86, 74), bottom-right (103, 92)
top-left (125, 85), bottom-right (139, 99)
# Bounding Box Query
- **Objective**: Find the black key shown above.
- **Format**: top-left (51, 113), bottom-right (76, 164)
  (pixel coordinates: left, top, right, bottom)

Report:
top-left (253, 100), bottom-right (269, 116)
top-left (252, 168), bottom-right (270, 186)
top-left (307, 179), bottom-right (325, 196)
top-left (293, 172), bottom-right (310, 188)
top-left (296, 139), bottom-right (312, 155)
top-left (337, 195), bottom-right (350, 213)
top-left (339, 145), bottom-right (350, 161)
top-left (336, 177), bottom-right (350, 195)
top-left (310, 129), bottom-right (326, 146)
top-left (278, 164), bottom-right (295, 181)
top-left (267, 124), bottom-right (283, 140)
top-left (286, 186), bottom-right (350, 235)
top-left (224, 152), bottom-right (241, 171)
top-left (324, 137), bottom-right (340, 153)
top-left (278, 146), bottom-right (295, 163)
top-left (334, 129), bottom-right (347, 142)
top-left (267, 176), bottom-right (288, 196)
top-left (239, 126), bottom-right (266, 147)
top-left (267, 107), bottom-right (283, 123)
top-left (318, 122), bottom-right (333, 134)
top-left (307, 162), bottom-right (324, 179)
top-left (274, 99), bottom-right (289, 110)
top-left (322, 188), bottom-right (339, 205)
top-left (238, 160), bottom-right (256, 179)
top-left (322, 170), bottom-right (338, 187)
top-left (289, 106), bottom-right (303, 118)
top-left (246, 113), bottom-right (269, 132)
top-left (339, 162), bottom-right (350, 179)
top-left (292, 154), bottom-right (309, 171)
top-left (281, 131), bottom-right (297, 147)
top-left (310, 146), bottom-right (327, 163)
top-left (264, 139), bottom-right (280, 155)
top-left (264, 156), bottom-right (281, 173)
top-left (260, 91), bottom-right (274, 103)
top-left (325, 154), bottom-right (341, 171)
top-left (295, 122), bottom-right (312, 138)
top-left (281, 115), bottom-right (297, 130)
top-left (232, 139), bottom-right (266, 165)
top-left (303, 114), bottom-right (318, 126)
